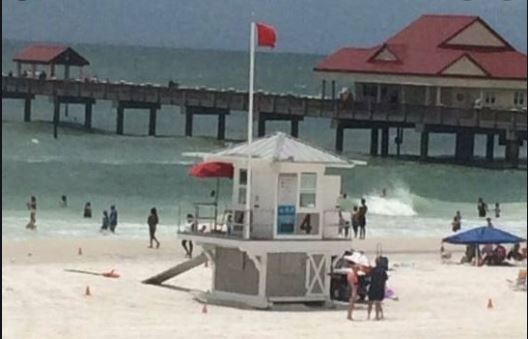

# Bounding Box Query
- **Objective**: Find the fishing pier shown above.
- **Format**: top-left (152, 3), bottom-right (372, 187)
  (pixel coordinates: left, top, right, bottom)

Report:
top-left (2, 75), bottom-right (526, 167)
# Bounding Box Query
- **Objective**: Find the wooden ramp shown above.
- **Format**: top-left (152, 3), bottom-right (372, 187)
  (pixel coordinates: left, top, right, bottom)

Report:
top-left (142, 253), bottom-right (207, 285)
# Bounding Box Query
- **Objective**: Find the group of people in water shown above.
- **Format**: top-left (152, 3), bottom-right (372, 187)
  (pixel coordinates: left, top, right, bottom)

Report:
top-left (26, 195), bottom-right (118, 233)
top-left (451, 197), bottom-right (502, 233)
top-left (25, 195), bottom-right (164, 249)
top-left (338, 194), bottom-right (369, 240)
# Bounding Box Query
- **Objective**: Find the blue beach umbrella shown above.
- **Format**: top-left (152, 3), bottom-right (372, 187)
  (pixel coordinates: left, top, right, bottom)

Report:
top-left (443, 226), bottom-right (525, 245)
top-left (443, 226), bottom-right (526, 266)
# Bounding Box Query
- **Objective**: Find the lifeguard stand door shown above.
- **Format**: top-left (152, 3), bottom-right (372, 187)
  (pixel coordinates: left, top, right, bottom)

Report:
top-left (277, 174), bottom-right (297, 235)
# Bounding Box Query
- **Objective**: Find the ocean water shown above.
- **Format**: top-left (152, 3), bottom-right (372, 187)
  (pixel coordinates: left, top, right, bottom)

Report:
top-left (2, 40), bottom-right (527, 240)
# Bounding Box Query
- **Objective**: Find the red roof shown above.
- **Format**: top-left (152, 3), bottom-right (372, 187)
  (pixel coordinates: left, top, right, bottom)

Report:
top-left (315, 15), bottom-right (527, 80)
top-left (13, 44), bottom-right (89, 66)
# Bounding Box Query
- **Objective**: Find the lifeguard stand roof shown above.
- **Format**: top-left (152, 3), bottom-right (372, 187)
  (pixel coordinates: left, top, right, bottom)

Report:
top-left (212, 132), bottom-right (359, 167)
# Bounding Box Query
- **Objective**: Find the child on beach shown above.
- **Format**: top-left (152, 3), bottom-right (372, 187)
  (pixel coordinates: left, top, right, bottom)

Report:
top-left (147, 208), bottom-right (160, 249)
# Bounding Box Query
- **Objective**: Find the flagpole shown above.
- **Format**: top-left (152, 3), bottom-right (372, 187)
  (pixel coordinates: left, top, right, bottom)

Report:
top-left (244, 22), bottom-right (256, 240)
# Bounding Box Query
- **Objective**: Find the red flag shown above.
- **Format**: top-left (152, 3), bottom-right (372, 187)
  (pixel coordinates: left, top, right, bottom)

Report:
top-left (256, 22), bottom-right (277, 48)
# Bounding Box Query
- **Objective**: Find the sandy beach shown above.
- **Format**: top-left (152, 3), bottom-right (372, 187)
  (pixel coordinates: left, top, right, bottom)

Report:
top-left (2, 237), bottom-right (526, 339)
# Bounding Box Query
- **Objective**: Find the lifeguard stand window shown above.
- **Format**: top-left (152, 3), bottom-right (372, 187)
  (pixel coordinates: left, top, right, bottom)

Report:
top-left (238, 169), bottom-right (247, 205)
top-left (300, 173), bottom-right (317, 208)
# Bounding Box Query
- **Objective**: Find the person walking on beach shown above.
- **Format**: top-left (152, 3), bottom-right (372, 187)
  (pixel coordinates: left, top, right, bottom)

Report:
top-left (147, 208), bottom-right (160, 249)
top-left (100, 210), bottom-right (110, 232)
top-left (477, 197), bottom-right (488, 218)
top-left (368, 257), bottom-right (389, 321)
top-left (83, 202), bottom-right (92, 218)
top-left (494, 203), bottom-right (501, 218)
top-left (26, 196), bottom-right (37, 230)
top-left (109, 205), bottom-right (118, 233)
top-left (346, 263), bottom-right (360, 321)
top-left (358, 198), bottom-right (368, 239)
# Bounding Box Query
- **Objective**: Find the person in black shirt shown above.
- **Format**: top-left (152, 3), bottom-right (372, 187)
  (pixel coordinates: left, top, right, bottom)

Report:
top-left (368, 257), bottom-right (389, 320)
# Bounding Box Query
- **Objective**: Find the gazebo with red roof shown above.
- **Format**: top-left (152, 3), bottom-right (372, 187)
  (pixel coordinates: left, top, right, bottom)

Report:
top-left (13, 43), bottom-right (89, 79)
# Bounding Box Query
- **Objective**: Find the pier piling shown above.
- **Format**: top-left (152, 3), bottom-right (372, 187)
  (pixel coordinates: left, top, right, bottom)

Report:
top-left (455, 131), bottom-right (474, 163)
top-left (148, 107), bottom-right (157, 136)
top-left (84, 102), bottom-right (93, 130)
top-left (420, 131), bottom-right (429, 161)
top-left (370, 128), bottom-right (379, 156)
top-left (486, 133), bottom-right (494, 161)
top-left (381, 127), bottom-right (389, 157)
top-left (24, 97), bottom-right (32, 122)
top-left (335, 121), bottom-right (344, 153)
top-left (116, 105), bottom-right (124, 135)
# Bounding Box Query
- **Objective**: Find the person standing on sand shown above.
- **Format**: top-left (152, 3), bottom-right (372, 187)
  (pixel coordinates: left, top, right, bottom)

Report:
top-left (358, 198), bottom-right (368, 239)
top-left (346, 263), bottom-right (360, 321)
top-left (368, 257), bottom-right (389, 321)
top-left (147, 208), bottom-right (160, 249)
top-left (109, 205), bottom-right (118, 233)
top-left (26, 196), bottom-right (37, 230)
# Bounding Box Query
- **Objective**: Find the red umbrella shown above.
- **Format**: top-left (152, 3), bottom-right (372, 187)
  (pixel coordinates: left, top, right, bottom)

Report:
top-left (189, 161), bottom-right (234, 178)
top-left (189, 161), bottom-right (234, 231)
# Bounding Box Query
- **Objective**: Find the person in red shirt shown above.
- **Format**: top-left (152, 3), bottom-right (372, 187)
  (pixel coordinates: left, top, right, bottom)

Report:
top-left (347, 264), bottom-right (360, 321)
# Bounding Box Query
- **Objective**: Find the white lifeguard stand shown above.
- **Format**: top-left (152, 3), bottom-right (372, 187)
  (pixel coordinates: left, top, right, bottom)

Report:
top-left (179, 132), bottom-right (363, 308)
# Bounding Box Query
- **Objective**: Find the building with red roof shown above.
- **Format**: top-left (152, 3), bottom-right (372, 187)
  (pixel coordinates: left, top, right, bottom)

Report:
top-left (13, 43), bottom-right (89, 79)
top-left (315, 15), bottom-right (527, 111)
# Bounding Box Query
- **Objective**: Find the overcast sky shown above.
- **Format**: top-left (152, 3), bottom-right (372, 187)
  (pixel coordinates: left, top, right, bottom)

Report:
top-left (2, 0), bottom-right (527, 54)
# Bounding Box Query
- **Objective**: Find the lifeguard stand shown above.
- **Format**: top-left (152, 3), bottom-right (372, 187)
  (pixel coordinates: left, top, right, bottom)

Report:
top-left (179, 132), bottom-right (363, 308)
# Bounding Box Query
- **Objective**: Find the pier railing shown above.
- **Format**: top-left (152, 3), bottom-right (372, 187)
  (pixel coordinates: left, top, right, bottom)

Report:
top-left (2, 76), bottom-right (526, 132)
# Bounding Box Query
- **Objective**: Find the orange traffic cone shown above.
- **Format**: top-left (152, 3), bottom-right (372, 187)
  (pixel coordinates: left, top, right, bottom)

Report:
top-left (78, 247), bottom-right (83, 256)
top-left (85, 286), bottom-right (91, 296)
top-left (487, 298), bottom-right (493, 309)
top-left (202, 303), bottom-right (208, 314)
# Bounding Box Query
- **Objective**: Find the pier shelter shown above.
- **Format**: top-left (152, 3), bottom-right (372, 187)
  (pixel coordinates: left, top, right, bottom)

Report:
top-left (13, 44), bottom-right (89, 79)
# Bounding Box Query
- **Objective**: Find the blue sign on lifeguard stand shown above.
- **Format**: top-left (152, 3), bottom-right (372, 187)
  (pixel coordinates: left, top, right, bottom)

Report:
top-left (277, 205), bottom-right (296, 234)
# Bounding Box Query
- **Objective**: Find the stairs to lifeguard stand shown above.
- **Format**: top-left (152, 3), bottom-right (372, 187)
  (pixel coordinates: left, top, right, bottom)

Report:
top-left (142, 253), bottom-right (207, 285)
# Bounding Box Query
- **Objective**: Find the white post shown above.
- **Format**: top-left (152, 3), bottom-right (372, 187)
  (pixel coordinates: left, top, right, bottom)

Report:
top-left (244, 22), bottom-right (256, 240)
top-left (436, 87), bottom-right (442, 106)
